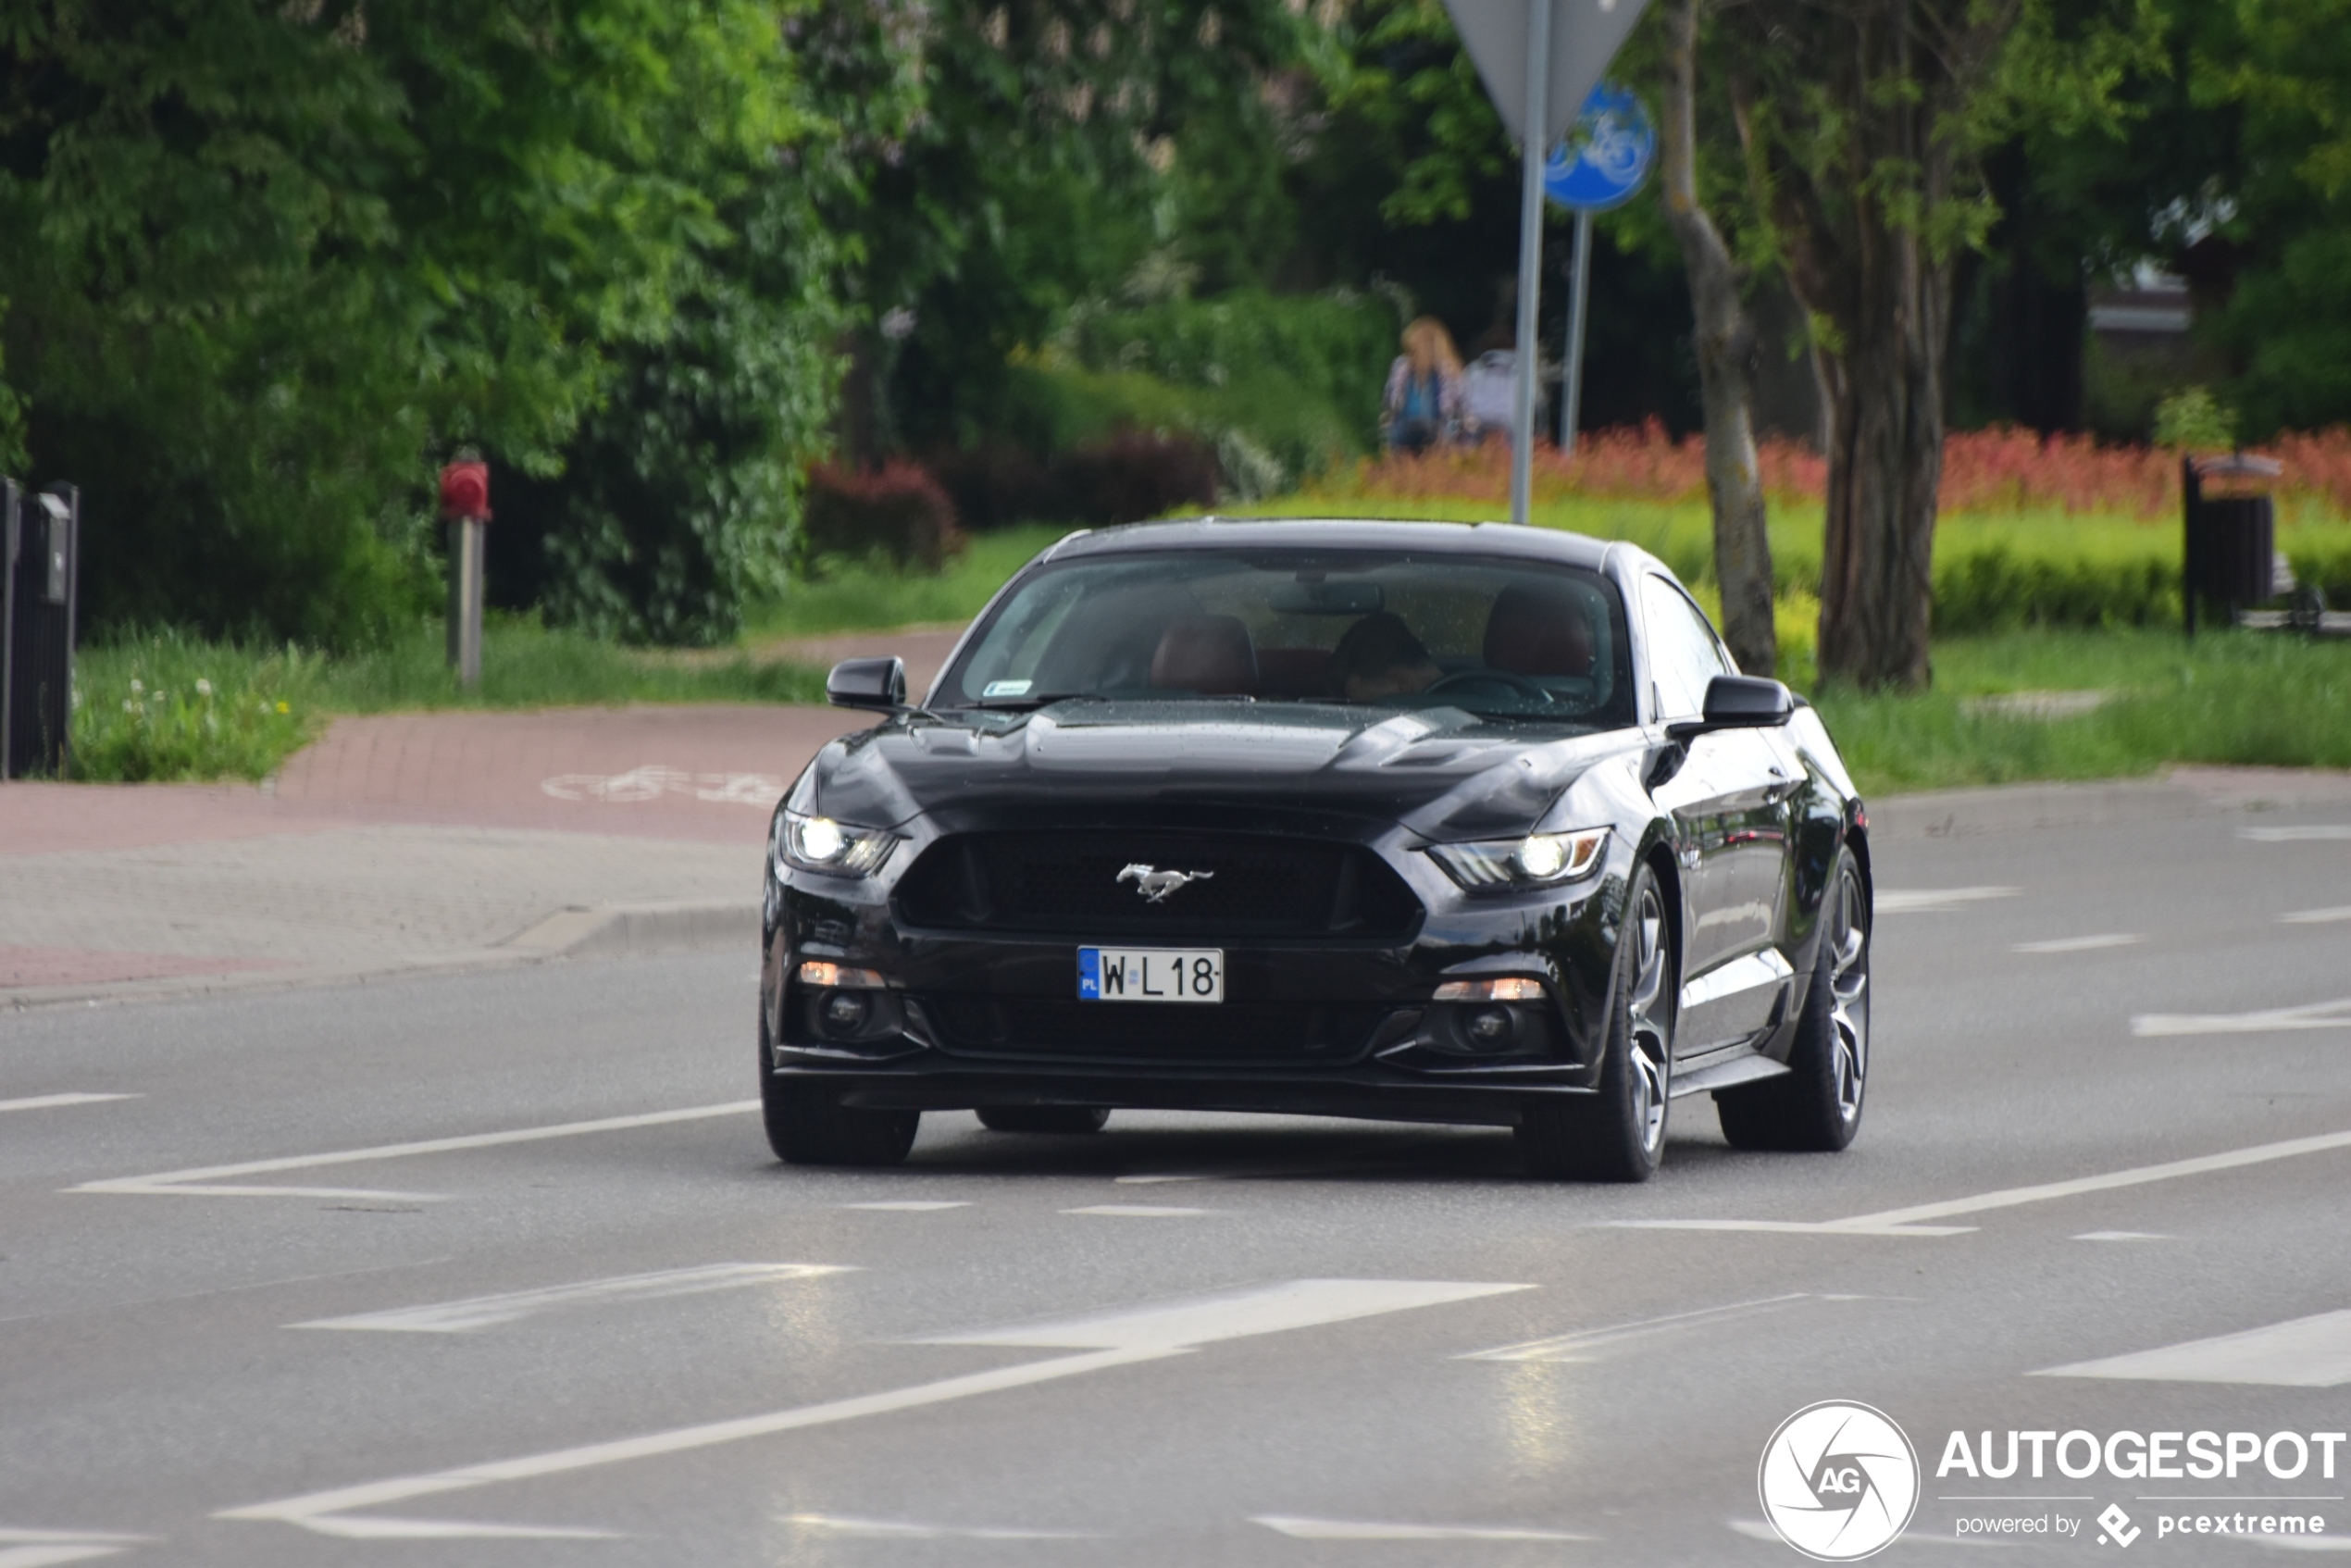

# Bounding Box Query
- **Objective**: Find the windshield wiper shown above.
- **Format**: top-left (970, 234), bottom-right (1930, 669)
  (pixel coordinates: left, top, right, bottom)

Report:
top-left (965, 691), bottom-right (1108, 712)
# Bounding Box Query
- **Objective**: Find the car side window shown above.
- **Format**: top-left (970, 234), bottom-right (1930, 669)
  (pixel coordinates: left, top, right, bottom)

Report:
top-left (1641, 577), bottom-right (1733, 719)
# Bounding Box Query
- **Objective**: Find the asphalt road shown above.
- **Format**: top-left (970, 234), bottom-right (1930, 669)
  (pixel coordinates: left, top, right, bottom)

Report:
top-left (6, 778), bottom-right (2350, 1566)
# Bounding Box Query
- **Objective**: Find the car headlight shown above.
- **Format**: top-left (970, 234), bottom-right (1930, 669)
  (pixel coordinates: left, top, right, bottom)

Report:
top-left (1425, 828), bottom-right (1608, 890)
top-left (776, 809), bottom-right (900, 877)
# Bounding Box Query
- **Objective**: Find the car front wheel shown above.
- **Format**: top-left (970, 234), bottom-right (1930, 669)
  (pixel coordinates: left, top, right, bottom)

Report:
top-left (760, 1017), bottom-right (919, 1165)
top-left (1516, 862), bottom-right (1674, 1182)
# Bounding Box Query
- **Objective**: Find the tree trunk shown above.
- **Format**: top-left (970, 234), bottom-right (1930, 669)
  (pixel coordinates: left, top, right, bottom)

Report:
top-left (1805, 7), bottom-right (1950, 692)
top-left (1658, 0), bottom-right (1776, 678)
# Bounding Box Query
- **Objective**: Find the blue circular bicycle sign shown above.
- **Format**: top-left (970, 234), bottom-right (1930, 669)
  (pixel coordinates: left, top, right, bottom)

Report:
top-left (1545, 82), bottom-right (1656, 211)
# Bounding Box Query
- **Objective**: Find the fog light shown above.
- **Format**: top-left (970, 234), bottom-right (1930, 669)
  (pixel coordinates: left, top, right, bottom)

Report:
top-left (821, 990), bottom-right (870, 1036)
top-left (1465, 1006), bottom-right (1513, 1047)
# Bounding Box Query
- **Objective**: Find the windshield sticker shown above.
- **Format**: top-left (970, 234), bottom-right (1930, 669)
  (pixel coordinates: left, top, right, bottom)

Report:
top-left (983, 679), bottom-right (1034, 699)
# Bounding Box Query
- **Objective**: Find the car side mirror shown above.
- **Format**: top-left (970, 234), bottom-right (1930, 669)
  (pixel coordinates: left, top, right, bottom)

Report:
top-left (1668, 674), bottom-right (1795, 740)
top-left (827, 655), bottom-right (907, 712)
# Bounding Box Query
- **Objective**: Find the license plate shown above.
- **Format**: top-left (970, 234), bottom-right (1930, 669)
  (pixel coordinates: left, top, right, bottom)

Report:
top-left (1077, 947), bottom-right (1224, 1003)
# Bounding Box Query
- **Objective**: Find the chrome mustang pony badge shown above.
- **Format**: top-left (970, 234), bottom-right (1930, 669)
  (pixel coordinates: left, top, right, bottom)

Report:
top-left (1117, 864), bottom-right (1214, 903)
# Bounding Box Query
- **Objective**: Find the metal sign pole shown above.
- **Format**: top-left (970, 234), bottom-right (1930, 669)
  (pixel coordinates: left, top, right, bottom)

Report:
top-left (1509, 0), bottom-right (1552, 529)
top-left (1561, 208), bottom-right (1594, 453)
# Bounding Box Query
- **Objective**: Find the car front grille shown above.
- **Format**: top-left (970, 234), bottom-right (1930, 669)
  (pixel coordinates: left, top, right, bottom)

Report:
top-left (892, 831), bottom-right (1422, 940)
top-left (917, 993), bottom-right (1385, 1064)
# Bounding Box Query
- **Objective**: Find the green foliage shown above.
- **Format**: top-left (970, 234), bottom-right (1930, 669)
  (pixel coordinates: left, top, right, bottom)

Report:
top-left (1001, 287), bottom-right (1399, 480)
top-left (2153, 385), bottom-right (2239, 450)
top-left (70, 621), bottom-right (827, 782)
top-left (2, 0), bottom-right (867, 648)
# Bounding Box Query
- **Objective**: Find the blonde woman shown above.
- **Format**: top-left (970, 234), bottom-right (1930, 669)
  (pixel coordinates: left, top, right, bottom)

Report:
top-left (1380, 317), bottom-right (1467, 454)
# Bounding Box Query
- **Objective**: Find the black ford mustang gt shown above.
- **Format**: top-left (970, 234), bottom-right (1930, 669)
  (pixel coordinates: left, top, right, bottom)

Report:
top-left (759, 518), bottom-right (1872, 1181)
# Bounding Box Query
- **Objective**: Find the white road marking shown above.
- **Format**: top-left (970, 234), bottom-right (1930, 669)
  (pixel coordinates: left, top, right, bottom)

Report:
top-left (292, 1516), bottom-right (620, 1540)
top-left (219, 1278), bottom-right (1527, 1537)
top-left (293, 1263), bottom-right (849, 1334)
top-left (1616, 1127), bottom-right (2351, 1237)
top-left (2282, 906), bottom-right (2351, 925)
top-left (1876, 887), bottom-right (2021, 915)
top-left (923, 1278), bottom-right (1530, 1351)
top-left (843, 1201), bottom-right (969, 1212)
top-left (1460, 1293), bottom-right (1816, 1362)
top-left (2074, 1230), bottom-right (2169, 1241)
top-left (1253, 1517), bottom-right (1590, 1541)
top-left (783, 1513), bottom-right (1099, 1540)
top-left (2243, 827), bottom-right (2351, 842)
top-left (2014, 933), bottom-right (2142, 953)
top-left (2133, 998), bottom-right (2351, 1038)
top-left (2037, 1308), bottom-right (2351, 1388)
top-left (0, 1093), bottom-right (138, 1114)
top-left (69, 1101), bottom-right (756, 1200)
top-left (0, 1533), bottom-right (152, 1568)
top-left (1062, 1204), bottom-right (1210, 1217)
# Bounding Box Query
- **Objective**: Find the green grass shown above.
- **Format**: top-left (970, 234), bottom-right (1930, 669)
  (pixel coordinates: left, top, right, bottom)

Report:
top-left (72, 619), bottom-right (827, 783)
top-left (745, 524), bottom-right (1072, 641)
top-left (1813, 628), bottom-right (2351, 794)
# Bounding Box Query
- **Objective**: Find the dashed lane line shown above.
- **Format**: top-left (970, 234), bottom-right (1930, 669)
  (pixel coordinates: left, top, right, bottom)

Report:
top-left (2133, 998), bottom-right (2351, 1037)
top-left (1612, 1127), bottom-right (2351, 1237)
top-left (294, 1263), bottom-right (851, 1334)
top-left (1063, 1204), bottom-right (1211, 1217)
top-left (2014, 933), bottom-right (2142, 954)
top-left (67, 1101), bottom-right (757, 1201)
top-left (0, 1093), bottom-right (137, 1114)
top-left (2036, 1308), bottom-right (2351, 1388)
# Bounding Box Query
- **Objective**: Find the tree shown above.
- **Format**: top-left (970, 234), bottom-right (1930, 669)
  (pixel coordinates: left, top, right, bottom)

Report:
top-left (1717, 0), bottom-right (2159, 688)
top-left (1657, 0), bottom-right (1773, 676)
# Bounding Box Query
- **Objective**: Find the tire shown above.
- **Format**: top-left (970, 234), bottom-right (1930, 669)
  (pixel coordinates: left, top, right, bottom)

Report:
top-left (976, 1106), bottom-right (1112, 1134)
top-left (1716, 848), bottom-right (1870, 1152)
top-left (1516, 862), bottom-right (1674, 1182)
top-left (760, 1016), bottom-right (919, 1165)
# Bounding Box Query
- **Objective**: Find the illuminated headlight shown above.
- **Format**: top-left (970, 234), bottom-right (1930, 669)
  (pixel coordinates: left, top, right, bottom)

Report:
top-left (1425, 828), bottom-right (1608, 890)
top-left (776, 809), bottom-right (900, 877)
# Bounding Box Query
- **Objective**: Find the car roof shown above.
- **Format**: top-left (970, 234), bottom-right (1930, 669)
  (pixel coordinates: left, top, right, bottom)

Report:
top-left (1044, 516), bottom-right (1623, 573)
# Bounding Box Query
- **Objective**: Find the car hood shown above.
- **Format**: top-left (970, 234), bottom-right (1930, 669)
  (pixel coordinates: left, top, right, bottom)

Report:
top-left (803, 701), bottom-right (1639, 841)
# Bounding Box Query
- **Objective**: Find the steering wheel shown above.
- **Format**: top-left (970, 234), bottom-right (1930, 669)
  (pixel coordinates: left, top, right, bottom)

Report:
top-left (1424, 669), bottom-right (1555, 705)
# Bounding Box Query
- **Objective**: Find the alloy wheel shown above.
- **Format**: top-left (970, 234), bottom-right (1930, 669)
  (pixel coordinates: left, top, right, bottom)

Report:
top-left (1624, 881), bottom-right (1673, 1154)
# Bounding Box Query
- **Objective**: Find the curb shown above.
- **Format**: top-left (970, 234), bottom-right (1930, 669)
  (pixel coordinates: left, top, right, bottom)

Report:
top-left (3, 898), bottom-right (761, 1015)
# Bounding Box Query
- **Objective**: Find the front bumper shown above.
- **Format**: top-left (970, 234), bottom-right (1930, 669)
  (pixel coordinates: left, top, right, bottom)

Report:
top-left (761, 831), bottom-right (1634, 1127)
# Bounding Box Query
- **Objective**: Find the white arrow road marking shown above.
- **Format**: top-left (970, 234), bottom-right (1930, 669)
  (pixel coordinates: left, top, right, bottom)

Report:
top-left (2015, 933), bottom-right (2142, 953)
top-left (294, 1263), bottom-right (851, 1334)
top-left (2283, 906), bottom-right (2351, 925)
top-left (68, 1101), bottom-right (755, 1200)
top-left (1876, 887), bottom-right (2021, 915)
top-left (2243, 827), bottom-right (2351, 842)
top-left (1614, 1127), bottom-right (2351, 1237)
top-left (1254, 1517), bottom-right (1591, 1541)
top-left (783, 1514), bottom-right (1101, 1540)
top-left (218, 1278), bottom-right (1529, 1538)
top-left (0, 1093), bottom-right (138, 1114)
top-left (2036, 1308), bottom-right (2351, 1388)
top-left (2134, 998), bottom-right (2351, 1037)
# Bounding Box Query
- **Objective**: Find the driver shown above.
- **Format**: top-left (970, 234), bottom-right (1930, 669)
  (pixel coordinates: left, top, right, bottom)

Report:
top-left (1326, 612), bottom-right (1443, 702)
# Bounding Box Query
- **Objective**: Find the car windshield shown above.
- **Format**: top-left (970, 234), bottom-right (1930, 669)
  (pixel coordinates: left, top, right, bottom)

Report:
top-left (941, 549), bottom-right (1634, 726)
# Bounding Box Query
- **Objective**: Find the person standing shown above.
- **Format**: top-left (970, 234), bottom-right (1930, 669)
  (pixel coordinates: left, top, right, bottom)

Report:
top-left (1380, 317), bottom-right (1467, 454)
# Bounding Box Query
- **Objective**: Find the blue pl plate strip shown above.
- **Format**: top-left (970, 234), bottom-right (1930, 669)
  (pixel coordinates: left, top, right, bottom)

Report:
top-left (1077, 948), bottom-right (1101, 1001)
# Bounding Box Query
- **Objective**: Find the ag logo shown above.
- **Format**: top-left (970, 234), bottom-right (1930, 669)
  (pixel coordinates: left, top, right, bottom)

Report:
top-left (1759, 1400), bottom-right (1921, 1561)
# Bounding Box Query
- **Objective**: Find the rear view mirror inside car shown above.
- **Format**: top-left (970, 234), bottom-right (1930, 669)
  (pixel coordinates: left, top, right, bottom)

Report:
top-left (1271, 580), bottom-right (1385, 615)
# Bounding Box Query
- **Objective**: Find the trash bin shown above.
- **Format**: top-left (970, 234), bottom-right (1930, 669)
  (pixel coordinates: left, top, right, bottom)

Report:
top-left (2182, 454), bottom-right (2282, 637)
top-left (3, 479), bottom-right (80, 778)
